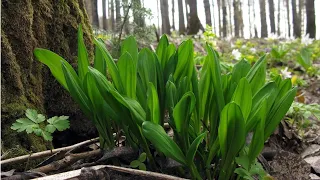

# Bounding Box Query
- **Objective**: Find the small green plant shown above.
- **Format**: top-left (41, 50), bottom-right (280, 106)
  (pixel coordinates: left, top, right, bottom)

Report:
top-left (11, 109), bottom-right (70, 141)
top-left (234, 154), bottom-right (267, 180)
top-left (270, 46), bottom-right (288, 62)
top-left (130, 152), bottom-right (147, 170)
top-left (297, 47), bottom-right (318, 76)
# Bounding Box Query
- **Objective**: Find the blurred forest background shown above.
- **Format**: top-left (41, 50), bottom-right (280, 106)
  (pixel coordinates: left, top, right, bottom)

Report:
top-left (84, 0), bottom-right (319, 39)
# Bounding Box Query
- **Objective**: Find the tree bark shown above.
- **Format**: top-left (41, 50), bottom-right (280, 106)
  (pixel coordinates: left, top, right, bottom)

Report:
top-left (122, 0), bottom-right (130, 34)
top-left (292, 0), bottom-right (301, 37)
top-left (299, 0), bottom-right (304, 35)
top-left (277, 0), bottom-right (281, 36)
top-left (187, 0), bottom-right (204, 34)
top-left (248, 0), bottom-right (252, 38)
top-left (233, 0), bottom-right (243, 37)
top-left (259, 0), bottom-right (268, 37)
top-left (160, 0), bottom-right (171, 34)
top-left (211, 0), bottom-right (216, 34)
top-left (217, 0), bottom-right (222, 37)
top-left (172, 0), bottom-right (176, 30)
top-left (178, 0), bottom-right (186, 34)
top-left (286, 0), bottom-right (291, 37)
top-left (222, 0), bottom-right (227, 37)
top-left (268, 0), bottom-right (276, 34)
top-left (1, 0), bottom-right (94, 171)
top-left (204, 0), bottom-right (212, 26)
top-left (84, 0), bottom-right (93, 25)
top-left (115, 0), bottom-right (121, 31)
top-left (253, 0), bottom-right (258, 38)
top-left (228, 0), bottom-right (233, 36)
top-left (305, 0), bottom-right (315, 38)
top-left (133, 0), bottom-right (145, 28)
top-left (92, 0), bottom-right (99, 28)
top-left (102, 0), bottom-right (108, 30)
top-left (111, 0), bottom-right (115, 31)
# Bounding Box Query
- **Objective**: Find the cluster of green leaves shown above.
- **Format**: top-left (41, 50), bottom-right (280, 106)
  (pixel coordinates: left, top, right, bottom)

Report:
top-left (288, 102), bottom-right (320, 123)
top-left (34, 25), bottom-right (296, 179)
top-left (11, 109), bottom-right (69, 141)
top-left (130, 152), bottom-right (147, 170)
top-left (270, 46), bottom-right (288, 60)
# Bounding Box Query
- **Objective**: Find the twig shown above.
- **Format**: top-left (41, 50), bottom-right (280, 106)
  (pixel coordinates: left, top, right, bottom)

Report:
top-left (153, 24), bottom-right (160, 42)
top-left (29, 149), bottom-right (102, 173)
top-left (118, 3), bottom-right (132, 45)
top-left (1, 137), bottom-right (99, 167)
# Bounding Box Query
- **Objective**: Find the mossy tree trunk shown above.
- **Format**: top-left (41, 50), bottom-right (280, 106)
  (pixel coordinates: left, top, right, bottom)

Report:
top-left (1, 0), bottom-right (94, 170)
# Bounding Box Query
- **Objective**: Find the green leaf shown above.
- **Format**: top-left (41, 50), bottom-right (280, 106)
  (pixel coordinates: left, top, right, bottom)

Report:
top-left (249, 60), bottom-right (266, 95)
top-left (234, 168), bottom-right (253, 180)
top-left (173, 92), bottom-right (196, 133)
top-left (93, 38), bottom-right (124, 93)
top-left (186, 131), bottom-right (207, 164)
top-left (45, 124), bottom-right (56, 133)
top-left (246, 55), bottom-right (266, 83)
top-left (235, 155), bottom-right (250, 170)
top-left (34, 48), bottom-right (78, 91)
top-left (77, 24), bottom-right (90, 81)
top-left (11, 118), bottom-right (39, 133)
top-left (117, 52), bottom-right (136, 98)
top-left (156, 35), bottom-right (169, 67)
top-left (42, 131), bottom-right (53, 141)
top-left (232, 78), bottom-right (252, 121)
top-left (231, 60), bottom-right (251, 84)
top-left (142, 121), bottom-right (186, 165)
top-left (265, 87), bottom-right (297, 140)
top-left (47, 116), bottom-right (70, 131)
top-left (130, 160), bottom-right (141, 168)
top-left (174, 40), bottom-right (194, 81)
top-left (25, 109), bottom-right (46, 123)
top-left (139, 163), bottom-right (147, 171)
top-left (147, 83), bottom-right (160, 125)
top-left (94, 39), bottom-right (107, 76)
top-left (138, 152), bottom-right (147, 162)
top-left (121, 36), bottom-right (138, 63)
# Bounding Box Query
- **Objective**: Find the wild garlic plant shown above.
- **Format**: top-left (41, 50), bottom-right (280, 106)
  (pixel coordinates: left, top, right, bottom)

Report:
top-left (34, 25), bottom-right (296, 179)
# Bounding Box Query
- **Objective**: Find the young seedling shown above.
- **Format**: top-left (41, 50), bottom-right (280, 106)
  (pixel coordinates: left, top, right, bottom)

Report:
top-left (130, 152), bottom-right (147, 171)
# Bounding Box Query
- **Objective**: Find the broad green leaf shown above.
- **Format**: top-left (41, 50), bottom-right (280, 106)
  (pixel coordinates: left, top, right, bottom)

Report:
top-left (165, 80), bottom-right (177, 113)
top-left (42, 130), bottom-right (53, 141)
top-left (206, 44), bottom-right (225, 113)
top-left (62, 62), bottom-right (92, 117)
top-left (139, 163), bottom-right (147, 171)
top-left (246, 55), bottom-right (266, 83)
top-left (248, 100), bottom-right (267, 163)
top-left (274, 79), bottom-right (292, 105)
top-left (121, 36), bottom-right (138, 63)
top-left (142, 121), bottom-right (186, 165)
top-left (94, 39), bottom-right (107, 76)
top-left (232, 78), bottom-right (252, 121)
top-left (34, 48), bottom-right (78, 90)
top-left (47, 116), bottom-right (70, 131)
top-left (94, 38), bottom-right (124, 93)
top-left (45, 124), bottom-right (56, 133)
top-left (234, 168), bottom-right (254, 180)
top-left (174, 40), bottom-right (194, 81)
top-left (11, 118), bottom-right (39, 133)
top-left (297, 48), bottom-right (312, 70)
top-left (147, 83), bottom-right (160, 125)
top-left (231, 60), bottom-right (251, 84)
top-left (265, 87), bottom-right (297, 140)
top-left (186, 132), bottom-right (207, 164)
top-left (156, 35), bottom-right (169, 67)
top-left (77, 24), bottom-right (89, 81)
top-left (173, 92), bottom-right (196, 133)
top-left (249, 61), bottom-right (266, 95)
top-left (117, 52), bottom-right (136, 98)
top-left (138, 48), bottom-right (157, 91)
top-left (235, 155), bottom-right (250, 170)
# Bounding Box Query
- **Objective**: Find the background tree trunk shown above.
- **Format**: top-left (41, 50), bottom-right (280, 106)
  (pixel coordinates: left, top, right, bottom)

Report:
top-left (253, 0), bottom-right (258, 37)
top-left (277, 0), bottom-right (281, 35)
top-left (115, 0), bottom-right (121, 31)
top-left (233, 0), bottom-right (240, 37)
top-left (122, 0), bottom-right (130, 34)
top-left (211, 0), bottom-right (216, 34)
top-left (111, 0), bottom-right (115, 31)
top-left (84, 0), bottom-right (93, 24)
top-left (92, 0), bottom-right (99, 28)
top-left (228, 0), bottom-right (233, 36)
top-left (133, 0), bottom-right (145, 28)
top-left (217, 0), bottom-right (222, 37)
top-left (172, 0), bottom-right (176, 30)
top-left (1, 0), bottom-right (94, 170)
top-left (102, 0), bottom-right (108, 30)
top-left (286, 0), bottom-right (291, 37)
top-left (299, 0), bottom-right (304, 35)
top-left (248, 0), bottom-right (252, 38)
top-left (178, 0), bottom-right (186, 34)
top-left (305, 0), bottom-right (315, 38)
top-left (204, 0), bottom-right (212, 26)
top-left (160, 0), bottom-right (171, 34)
top-left (259, 0), bottom-right (268, 37)
top-left (222, 0), bottom-right (227, 37)
top-left (268, 0), bottom-right (275, 34)
top-left (187, 0), bottom-right (204, 34)
top-left (292, 0), bottom-right (301, 37)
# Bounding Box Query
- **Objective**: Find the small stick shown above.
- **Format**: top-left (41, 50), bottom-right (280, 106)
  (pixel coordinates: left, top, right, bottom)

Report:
top-left (118, 3), bottom-right (132, 45)
top-left (1, 137), bottom-right (99, 167)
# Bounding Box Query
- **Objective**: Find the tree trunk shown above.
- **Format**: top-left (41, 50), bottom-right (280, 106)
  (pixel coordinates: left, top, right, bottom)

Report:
top-left (122, 0), bottom-right (130, 34)
top-left (160, 0), bottom-right (171, 34)
top-left (277, 0), bottom-right (281, 35)
top-left (305, 0), bottom-right (315, 38)
top-left (299, 0), bottom-right (304, 35)
top-left (102, 0), bottom-right (108, 30)
top-left (204, 0), bottom-right (212, 26)
top-left (228, 0), bottom-right (233, 36)
top-left (178, 0), bottom-right (186, 34)
top-left (1, 0), bottom-right (94, 171)
top-left (217, 0), bottom-right (222, 37)
top-left (111, 0), bottom-right (115, 31)
top-left (211, 0), bottom-right (216, 34)
top-left (115, 0), bottom-right (121, 31)
top-left (187, 0), bottom-right (204, 34)
top-left (92, 0), bottom-right (99, 28)
top-left (133, 0), bottom-right (145, 28)
top-left (286, 0), bottom-right (291, 37)
top-left (222, 0), bottom-right (227, 37)
top-left (268, 0), bottom-right (275, 34)
top-left (84, 0), bottom-right (93, 24)
top-left (292, 0), bottom-right (301, 37)
top-left (259, 0), bottom-right (268, 37)
top-left (185, 0), bottom-right (189, 25)
top-left (172, 0), bottom-right (175, 30)
top-left (248, 0), bottom-right (252, 38)
top-left (253, 0), bottom-right (258, 37)
top-left (233, 0), bottom-right (243, 37)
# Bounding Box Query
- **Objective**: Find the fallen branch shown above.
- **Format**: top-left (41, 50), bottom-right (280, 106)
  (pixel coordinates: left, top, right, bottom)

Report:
top-left (1, 137), bottom-right (99, 167)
